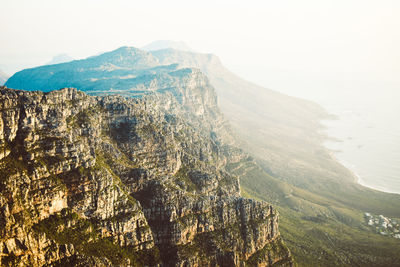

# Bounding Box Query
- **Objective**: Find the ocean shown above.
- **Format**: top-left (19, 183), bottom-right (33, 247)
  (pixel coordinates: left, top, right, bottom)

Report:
top-left (320, 88), bottom-right (400, 194)
top-left (317, 87), bottom-right (400, 194)
top-left (256, 72), bottom-right (400, 195)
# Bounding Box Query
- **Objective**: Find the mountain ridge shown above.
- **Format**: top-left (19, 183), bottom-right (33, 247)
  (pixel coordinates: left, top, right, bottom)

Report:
top-left (4, 45), bottom-right (400, 266)
top-left (46, 53), bottom-right (74, 65)
top-left (0, 55), bottom-right (294, 266)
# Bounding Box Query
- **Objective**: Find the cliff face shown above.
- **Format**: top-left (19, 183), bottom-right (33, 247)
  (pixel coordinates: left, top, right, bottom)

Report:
top-left (4, 46), bottom-right (331, 189)
top-left (0, 71), bottom-right (293, 266)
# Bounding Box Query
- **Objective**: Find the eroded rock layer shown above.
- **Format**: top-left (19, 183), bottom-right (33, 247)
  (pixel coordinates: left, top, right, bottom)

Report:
top-left (0, 77), bottom-right (293, 266)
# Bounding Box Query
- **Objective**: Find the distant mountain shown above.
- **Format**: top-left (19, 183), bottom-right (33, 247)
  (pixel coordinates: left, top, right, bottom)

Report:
top-left (142, 40), bottom-right (193, 52)
top-left (6, 47), bottom-right (162, 93)
top-left (46, 53), bottom-right (74, 65)
top-left (0, 69), bottom-right (9, 85)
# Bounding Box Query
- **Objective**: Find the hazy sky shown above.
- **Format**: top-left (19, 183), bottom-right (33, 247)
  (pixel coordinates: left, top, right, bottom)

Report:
top-left (1, 0), bottom-right (399, 100)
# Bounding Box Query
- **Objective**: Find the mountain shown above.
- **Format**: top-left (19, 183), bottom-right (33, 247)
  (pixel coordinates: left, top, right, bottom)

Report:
top-left (5, 46), bottom-right (400, 266)
top-left (0, 70), bottom-right (9, 85)
top-left (0, 82), bottom-right (293, 265)
top-left (6, 47), bottom-right (162, 93)
top-left (46, 53), bottom-right (74, 65)
top-left (148, 48), bottom-right (400, 266)
top-left (149, 48), bottom-right (332, 186)
top-left (0, 50), bottom-right (294, 265)
top-left (142, 40), bottom-right (193, 52)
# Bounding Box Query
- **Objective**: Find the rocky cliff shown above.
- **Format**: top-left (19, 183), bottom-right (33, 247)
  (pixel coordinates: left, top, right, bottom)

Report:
top-left (4, 46), bottom-right (332, 189)
top-left (0, 72), bottom-right (293, 266)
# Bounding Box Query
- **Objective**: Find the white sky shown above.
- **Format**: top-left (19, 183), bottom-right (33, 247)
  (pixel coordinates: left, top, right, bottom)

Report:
top-left (1, 0), bottom-right (399, 100)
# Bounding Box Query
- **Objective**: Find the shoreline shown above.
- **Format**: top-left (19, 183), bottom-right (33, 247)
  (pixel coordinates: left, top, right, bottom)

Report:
top-left (319, 106), bottom-right (400, 196)
top-left (342, 159), bottom-right (400, 195)
top-left (324, 138), bottom-right (400, 196)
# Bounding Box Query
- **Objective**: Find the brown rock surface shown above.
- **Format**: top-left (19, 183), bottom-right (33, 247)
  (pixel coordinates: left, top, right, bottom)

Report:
top-left (0, 79), bottom-right (293, 266)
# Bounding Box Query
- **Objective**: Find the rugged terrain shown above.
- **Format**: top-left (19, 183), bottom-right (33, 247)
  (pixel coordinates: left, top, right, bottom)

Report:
top-left (0, 68), bottom-right (293, 266)
top-left (5, 45), bottom-right (400, 266)
top-left (137, 48), bottom-right (400, 266)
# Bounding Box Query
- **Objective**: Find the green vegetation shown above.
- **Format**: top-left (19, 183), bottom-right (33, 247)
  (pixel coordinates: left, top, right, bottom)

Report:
top-left (174, 220), bottom-right (292, 266)
top-left (66, 105), bottom-right (100, 129)
top-left (94, 151), bottom-right (139, 206)
top-left (245, 237), bottom-right (292, 267)
top-left (174, 224), bottom-right (242, 262)
top-left (33, 208), bottom-right (160, 266)
top-left (108, 120), bottom-right (133, 143)
top-left (0, 140), bottom-right (31, 182)
top-left (234, 158), bottom-right (400, 266)
top-left (174, 165), bottom-right (199, 192)
top-left (0, 152), bottom-right (27, 180)
top-left (37, 154), bottom-right (66, 167)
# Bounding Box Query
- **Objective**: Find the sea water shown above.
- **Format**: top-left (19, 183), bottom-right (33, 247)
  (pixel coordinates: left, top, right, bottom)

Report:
top-left (261, 72), bottom-right (400, 195)
top-left (319, 85), bottom-right (400, 194)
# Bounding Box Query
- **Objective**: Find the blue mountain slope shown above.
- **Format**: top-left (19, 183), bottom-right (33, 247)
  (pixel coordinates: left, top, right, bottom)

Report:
top-left (5, 47), bottom-right (166, 93)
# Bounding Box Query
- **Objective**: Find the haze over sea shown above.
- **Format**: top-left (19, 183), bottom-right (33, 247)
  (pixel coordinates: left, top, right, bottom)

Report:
top-left (248, 70), bottom-right (400, 195)
top-left (320, 84), bottom-right (400, 195)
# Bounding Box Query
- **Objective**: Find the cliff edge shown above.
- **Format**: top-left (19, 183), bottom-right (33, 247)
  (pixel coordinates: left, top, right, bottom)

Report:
top-left (0, 82), bottom-right (293, 266)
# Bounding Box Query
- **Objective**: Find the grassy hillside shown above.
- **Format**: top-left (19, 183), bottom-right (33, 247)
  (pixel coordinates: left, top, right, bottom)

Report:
top-left (227, 159), bottom-right (400, 266)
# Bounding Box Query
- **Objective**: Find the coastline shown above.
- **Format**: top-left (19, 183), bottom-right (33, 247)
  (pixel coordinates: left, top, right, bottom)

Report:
top-left (323, 133), bottom-right (400, 196)
top-left (318, 102), bottom-right (400, 196)
top-left (339, 157), bottom-right (400, 195)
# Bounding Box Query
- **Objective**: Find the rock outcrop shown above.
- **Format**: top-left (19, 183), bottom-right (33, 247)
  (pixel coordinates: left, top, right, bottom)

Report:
top-left (0, 78), bottom-right (293, 266)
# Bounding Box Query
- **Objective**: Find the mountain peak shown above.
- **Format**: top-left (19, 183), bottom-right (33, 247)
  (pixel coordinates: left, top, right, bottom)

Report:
top-left (113, 46), bottom-right (142, 53)
top-left (46, 54), bottom-right (74, 65)
top-left (149, 48), bottom-right (224, 74)
top-left (93, 46), bottom-right (160, 68)
top-left (142, 40), bottom-right (193, 52)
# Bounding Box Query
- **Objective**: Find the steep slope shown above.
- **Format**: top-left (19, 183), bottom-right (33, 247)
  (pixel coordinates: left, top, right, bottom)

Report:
top-left (149, 48), bottom-right (400, 266)
top-left (148, 49), bottom-right (400, 266)
top-left (150, 49), bottom-right (334, 186)
top-left (0, 76), bottom-right (293, 266)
